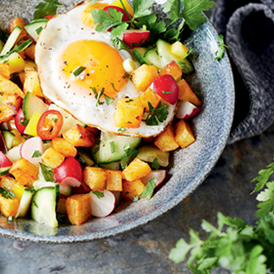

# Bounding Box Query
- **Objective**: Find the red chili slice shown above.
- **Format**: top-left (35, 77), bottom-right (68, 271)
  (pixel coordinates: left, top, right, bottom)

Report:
top-left (37, 110), bottom-right (63, 140)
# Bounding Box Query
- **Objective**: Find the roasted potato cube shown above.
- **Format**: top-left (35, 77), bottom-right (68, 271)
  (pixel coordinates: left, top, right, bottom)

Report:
top-left (63, 124), bottom-right (95, 147)
top-left (106, 170), bottom-right (123, 191)
top-left (0, 74), bottom-right (24, 98)
top-left (0, 195), bottom-right (19, 217)
top-left (66, 194), bottom-right (92, 225)
top-left (174, 119), bottom-right (196, 148)
top-left (113, 97), bottom-right (144, 128)
top-left (0, 63), bottom-right (11, 79)
top-left (122, 158), bottom-right (151, 182)
top-left (154, 124), bottom-right (179, 152)
top-left (24, 44), bottom-right (36, 60)
top-left (178, 79), bottom-right (202, 107)
top-left (0, 103), bottom-right (17, 123)
top-left (81, 2), bottom-right (108, 28)
top-left (9, 158), bottom-right (39, 185)
top-left (122, 179), bottom-right (145, 201)
top-left (0, 52), bottom-right (25, 74)
top-left (83, 167), bottom-right (106, 190)
top-left (51, 137), bottom-right (77, 158)
top-left (139, 87), bottom-right (161, 110)
top-left (41, 147), bottom-right (65, 169)
top-left (0, 177), bottom-right (17, 191)
top-left (23, 70), bottom-right (43, 97)
top-left (159, 60), bottom-right (182, 81)
top-left (131, 64), bottom-right (159, 91)
top-left (1, 94), bottom-right (22, 109)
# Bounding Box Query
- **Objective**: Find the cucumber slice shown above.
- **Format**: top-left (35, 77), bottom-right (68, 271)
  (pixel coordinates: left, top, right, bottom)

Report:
top-left (59, 184), bottom-right (72, 196)
top-left (100, 161), bottom-right (120, 171)
top-left (143, 47), bottom-right (162, 69)
top-left (24, 19), bottom-right (48, 41)
top-left (31, 185), bottom-right (60, 228)
top-left (78, 151), bottom-right (95, 167)
top-left (2, 130), bottom-right (15, 150)
top-left (5, 144), bottom-right (21, 162)
top-left (156, 39), bottom-right (194, 74)
top-left (132, 47), bottom-right (147, 65)
top-left (0, 26), bottom-right (22, 56)
top-left (0, 40), bottom-right (4, 53)
top-left (0, 166), bottom-right (11, 176)
top-left (16, 189), bottom-right (35, 218)
top-left (92, 131), bottom-right (141, 164)
top-left (22, 92), bottom-right (49, 120)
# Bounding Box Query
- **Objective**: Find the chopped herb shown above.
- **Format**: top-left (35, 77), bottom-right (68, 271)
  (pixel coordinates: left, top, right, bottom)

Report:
top-left (52, 117), bottom-right (58, 122)
top-left (93, 147), bottom-right (99, 154)
top-left (35, 26), bottom-right (43, 35)
top-left (33, 200), bottom-right (39, 208)
top-left (146, 101), bottom-right (168, 126)
top-left (178, 47), bottom-right (193, 63)
top-left (215, 34), bottom-right (230, 61)
top-left (7, 216), bottom-right (13, 224)
top-left (118, 127), bottom-right (126, 133)
top-left (121, 144), bottom-right (139, 169)
top-left (110, 141), bottom-right (116, 154)
top-left (95, 88), bottom-right (105, 106)
top-left (92, 191), bottom-right (105, 199)
top-left (132, 195), bottom-right (139, 202)
top-left (72, 66), bottom-right (86, 77)
top-left (123, 73), bottom-right (132, 80)
top-left (110, 83), bottom-right (118, 92)
top-left (151, 158), bottom-right (160, 170)
top-left (105, 95), bottom-right (114, 106)
top-left (39, 163), bottom-right (54, 182)
top-left (32, 150), bottom-right (42, 158)
top-left (162, 90), bottom-right (173, 94)
top-left (57, 214), bottom-right (71, 225)
top-left (0, 187), bottom-right (15, 199)
top-left (140, 177), bottom-right (156, 199)
top-left (112, 36), bottom-right (130, 50)
top-left (33, 0), bottom-right (63, 20)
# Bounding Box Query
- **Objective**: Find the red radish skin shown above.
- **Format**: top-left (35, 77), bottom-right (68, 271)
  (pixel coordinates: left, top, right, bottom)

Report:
top-left (0, 151), bottom-right (13, 168)
top-left (89, 190), bottom-right (116, 218)
top-left (20, 137), bottom-right (44, 166)
top-left (122, 30), bottom-right (150, 48)
top-left (15, 108), bottom-right (26, 134)
top-left (72, 182), bottom-right (91, 194)
top-left (141, 170), bottom-right (166, 187)
top-left (54, 157), bottom-right (82, 185)
top-left (150, 75), bottom-right (179, 105)
top-left (176, 100), bottom-right (200, 119)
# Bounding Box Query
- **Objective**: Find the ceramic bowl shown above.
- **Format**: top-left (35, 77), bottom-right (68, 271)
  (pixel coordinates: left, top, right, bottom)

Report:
top-left (0, 0), bottom-right (234, 243)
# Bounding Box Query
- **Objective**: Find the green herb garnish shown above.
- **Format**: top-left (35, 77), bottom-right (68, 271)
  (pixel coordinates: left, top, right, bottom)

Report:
top-left (72, 66), bottom-right (86, 77)
top-left (140, 177), bottom-right (156, 199)
top-left (92, 191), bottom-right (105, 199)
top-left (215, 34), bottom-right (230, 61)
top-left (132, 195), bottom-right (139, 202)
top-left (146, 101), bottom-right (168, 126)
top-left (34, 0), bottom-right (63, 20)
top-left (39, 163), bottom-right (54, 182)
top-left (0, 187), bottom-right (15, 199)
top-left (35, 26), bottom-right (43, 35)
top-left (32, 150), bottom-right (42, 158)
top-left (110, 141), bottom-right (116, 154)
top-left (7, 216), bottom-right (13, 224)
top-left (105, 95), bottom-right (114, 106)
top-left (118, 127), bottom-right (126, 133)
top-left (121, 144), bottom-right (139, 169)
top-left (151, 158), bottom-right (160, 170)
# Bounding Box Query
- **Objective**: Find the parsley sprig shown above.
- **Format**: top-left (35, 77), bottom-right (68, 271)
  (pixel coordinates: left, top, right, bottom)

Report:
top-left (215, 34), bottom-right (230, 61)
top-left (0, 187), bottom-right (15, 199)
top-left (169, 158), bottom-right (274, 273)
top-left (34, 0), bottom-right (63, 20)
top-left (145, 102), bottom-right (168, 126)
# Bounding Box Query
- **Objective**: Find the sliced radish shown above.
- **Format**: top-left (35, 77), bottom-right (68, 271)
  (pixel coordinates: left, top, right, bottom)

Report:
top-left (72, 182), bottom-right (91, 194)
top-left (89, 190), bottom-right (116, 218)
top-left (176, 100), bottom-right (200, 119)
top-left (20, 136), bottom-right (44, 165)
top-left (61, 177), bottom-right (81, 188)
top-left (0, 151), bottom-right (13, 168)
top-left (141, 170), bottom-right (166, 187)
top-left (122, 30), bottom-right (150, 48)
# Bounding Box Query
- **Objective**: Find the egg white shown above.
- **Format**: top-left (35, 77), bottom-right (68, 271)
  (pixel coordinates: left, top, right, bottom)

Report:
top-left (35, 1), bottom-right (176, 137)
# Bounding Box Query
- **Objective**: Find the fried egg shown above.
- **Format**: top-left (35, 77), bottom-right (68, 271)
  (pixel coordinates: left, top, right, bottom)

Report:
top-left (35, 1), bottom-right (177, 137)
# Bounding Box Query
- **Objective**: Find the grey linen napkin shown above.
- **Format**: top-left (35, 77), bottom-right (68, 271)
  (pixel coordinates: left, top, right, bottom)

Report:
top-left (211, 0), bottom-right (274, 144)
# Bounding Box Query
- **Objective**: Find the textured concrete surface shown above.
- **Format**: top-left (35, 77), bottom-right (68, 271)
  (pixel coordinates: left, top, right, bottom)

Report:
top-left (1, 124), bottom-right (273, 273)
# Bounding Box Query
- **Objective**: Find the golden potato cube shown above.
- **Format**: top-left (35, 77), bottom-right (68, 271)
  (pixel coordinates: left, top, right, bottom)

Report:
top-left (0, 63), bottom-right (11, 79)
top-left (154, 124), bottom-right (179, 152)
top-left (83, 167), bottom-right (106, 190)
top-left (19, 71), bottom-right (25, 86)
top-left (9, 17), bottom-right (28, 44)
top-left (2, 94), bottom-right (22, 109)
top-left (174, 119), bottom-right (196, 148)
top-left (66, 194), bottom-right (92, 225)
top-left (113, 97), bottom-right (144, 128)
top-left (0, 52), bottom-right (25, 74)
top-left (10, 129), bottom-right (24, 148)
top-left (122, 158), bottom-right (151, 182)
top-left (81, 2), bottom-right (108, 28)
top-left (131, 64), bottom-right (159, 91)
top-left (0, 74), bottom-right (24, 98)
top-left (24, 44), bottom-right (36, 60)
top-left (41, 147), bottom-right (65, 169)
top-left (122, 179), bottom-right (145, 201)
top-left (0, 103), bottom-right (17, 123)
top-left (159, 60), bottom-right (182, 81)
top-left (9, 158), bottom-right (39, 185)
top-left (139, 87), bottom-right (161, 110)
top-left (63, 124), bottom-right (95, 147)
top-left (23, 70), bottom-right (43, 97)
top-left (178, 79), bottom-right (202, 107)
top-left (106, 170), bottom-right (122, 191)
top-left (0, 195), bottom-right (19, 217)
top-left (0, 177), bottom-right (17, 191)
top-left (51, 137), bottom-right (77, 158)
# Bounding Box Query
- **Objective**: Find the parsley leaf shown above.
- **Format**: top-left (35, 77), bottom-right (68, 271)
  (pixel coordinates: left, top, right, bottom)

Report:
top-left (140, 177), bottom-right (156, 199)
top-left (110, 22), bottom-right (129, 40)
top-left (146, 101), bottom-right (169, 126)
top-left (33, 0), bottom-right (63, 20)
top-left (151, 158), bottom-right (160, 170)
top-left (132, 195), bottom-right (139, 202)
top-left (215, 34), bottom-right (230, 61)
top-left (95, 88), bottom-right (105, 106)
top-left (57, 214), bottom-right (71, 225)
top-left (92, 191), bottom-right (104, 199)
top-left (32, 150), bottom-right (42, 158)
top-left (105, 95), bottom-right (114, 106)
top-left (0, 187), bottom-right (15, 199)
top-left (256, 181), bottom-right (274, 218)
top-left (121, 144), bottom-right (139, 170)
top-left (40, 163), bottom-right (54, 182)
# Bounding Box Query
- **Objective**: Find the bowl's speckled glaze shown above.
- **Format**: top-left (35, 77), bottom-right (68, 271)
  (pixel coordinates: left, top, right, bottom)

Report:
top-left (0, 0), bottom-right (235, 243)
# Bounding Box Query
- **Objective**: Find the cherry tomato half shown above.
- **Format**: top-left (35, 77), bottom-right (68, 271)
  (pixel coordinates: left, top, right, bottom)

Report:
top-left (44, 15), bottom-right (53, 19)
top-left (37, 110), bottom-right (63, 140)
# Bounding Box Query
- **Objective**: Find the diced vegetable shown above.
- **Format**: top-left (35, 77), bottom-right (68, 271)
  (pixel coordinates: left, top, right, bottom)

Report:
top-left (174, 119), bottom-right (196, 148)
top-left (24, 19), bottom-right (48, 41)
top-left (0, 176), bottom-right (16, 190)
top-left (0, 103), bottom-right (17, 123)
top-left (0, 26), bottom-right (22, 56)
top-left (24, 112), bottom-right (41, 136)
top-left (159, 60), bottom-right (182, 81)
top-left (15, 188), bottom-right (35, 218)
top-left (0, 195), bottom-right (19, 217)
top-left (122, 30), bottom-right (150, 48)
top-left (51, 137), bottom-right (77, 158)
top-left (170, 41), bottom-right (189, 58)
top-left (2, 94), bottom-right (21, 110)
top-left (0, 63), bottom-right (11, 79)
top-left (41, 147), bottom-right (65, 169)
top-left (15, 108), bottom-right (26, 133)
top-left (176, 100), bottom-right (200, 120)
top-left (23, 70), bottom-right (44, 97)
top-left (0, 52), bottom-right (26, 74)
top-left (83, 166), bottom-right (106, 190)
top-left (122, 179), bottom-right (145, 201)
top-left (0, 74), bottom-right (24, 98)
top-left (105, 170), bottom-right (123, 191)
top-left (141, 170), bottom-right (167, 187)
top-left (139, 87), bottom-right (161, 110)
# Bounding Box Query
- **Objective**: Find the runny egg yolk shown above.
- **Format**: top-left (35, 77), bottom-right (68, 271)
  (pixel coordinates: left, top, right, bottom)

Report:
top-left (61, 40), bottom-right (127, 98)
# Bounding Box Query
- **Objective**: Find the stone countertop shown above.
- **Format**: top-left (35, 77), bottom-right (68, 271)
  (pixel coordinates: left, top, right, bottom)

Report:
top-left (1, 124), bottom-right (273, 273)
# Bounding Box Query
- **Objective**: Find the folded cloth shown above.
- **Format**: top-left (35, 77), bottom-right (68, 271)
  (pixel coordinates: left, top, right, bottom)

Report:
top-left (211, 0), bottom-right (274, 144)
